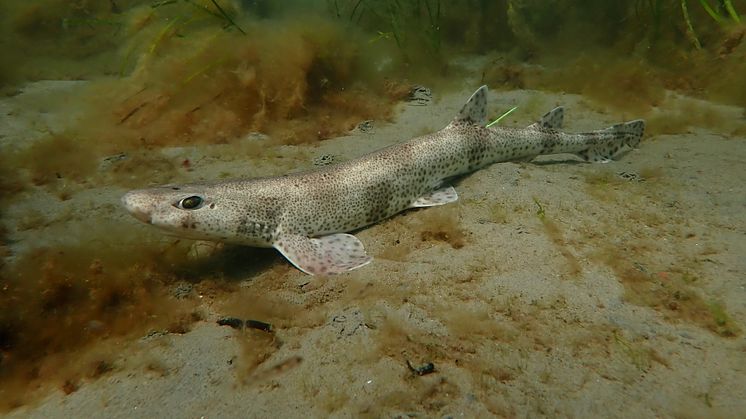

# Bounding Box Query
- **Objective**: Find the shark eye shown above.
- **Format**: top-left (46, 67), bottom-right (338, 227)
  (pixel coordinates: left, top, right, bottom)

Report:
top-left (177, 196), bottom-right (204, 210)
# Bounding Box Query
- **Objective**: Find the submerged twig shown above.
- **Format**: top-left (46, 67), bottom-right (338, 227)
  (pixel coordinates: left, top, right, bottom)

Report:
top-left (216, 317), bottom-right (273, 332)
top-left (119, 101), bottom-right (149, 124)
top-left (184, 0), bottom-right (246, 35)
top-left (331, 0), bottom-right (341, 18)
top-left (151, 0), bottom-right (178, 8)
top-left (209, 0), bottom-right (246, 35)
top-left (350, 0), bottom-right (366, 21)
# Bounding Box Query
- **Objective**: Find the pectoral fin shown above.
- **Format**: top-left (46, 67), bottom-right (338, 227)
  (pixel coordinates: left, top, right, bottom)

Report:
top-left (274, 233), bottom-right (372, 275)
top-left (410, 186), bottom-right (458, 208)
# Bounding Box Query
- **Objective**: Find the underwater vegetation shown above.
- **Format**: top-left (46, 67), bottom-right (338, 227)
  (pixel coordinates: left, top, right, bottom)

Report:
top-left (577, 167), bottom-right (742, 338)
top-left (2, 0), bottom-right (743, 112)
top-left (2, 1), bottom-right (411, 153)
top-left (480, 0), bottom-right (746, 110)
top-left (328, 0), bottom-right (445, 68)
top-left (0, 226), bottom-right (191, 409)
top-left (532, 197), bottom-right (582, 278)
top-left (669, 0), bottom-right (741, 49)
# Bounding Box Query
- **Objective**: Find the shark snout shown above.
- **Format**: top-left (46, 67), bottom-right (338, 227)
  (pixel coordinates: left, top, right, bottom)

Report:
top-left (122, 191), bottom-right (154, 224)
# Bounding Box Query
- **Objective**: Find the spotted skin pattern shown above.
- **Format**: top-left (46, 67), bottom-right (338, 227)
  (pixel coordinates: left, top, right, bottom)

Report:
top-left (122, 86), bottom-right (645, 275)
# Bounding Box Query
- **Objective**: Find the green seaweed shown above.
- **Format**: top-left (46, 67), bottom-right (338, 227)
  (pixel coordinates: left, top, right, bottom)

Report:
top-left (181, 57), bottom-right (230, 85)
top-left (707, 301), bottom-right (740, 337)
top-left (697, 0), bottom-right (724, 23)
top-left (639, 0), bottom-right (739, 48)
top-left (681, 0), bottom-right (702, 49)
top-left (679, 0), bottom-right (741, 48)
top-left (613, 332), bottom-right (652, 371)
top-left (119, 1), bottom-right (251, 76)
top-left (149, 16), bottom-right (184, 54)
top-left (150, 0), bottom-right (246, 35)
top-left (723, 0), bottom-right (741, 22)
top-left (697, 0), bottom-right (741, 24)
top-left (532, 197), bottom-right (545, 220)
top-left (330, 0), bottom-right (442, 58)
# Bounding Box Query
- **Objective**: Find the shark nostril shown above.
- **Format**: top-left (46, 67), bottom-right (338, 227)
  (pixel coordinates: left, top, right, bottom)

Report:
top-left (122, 192), bottom-right (153, 224)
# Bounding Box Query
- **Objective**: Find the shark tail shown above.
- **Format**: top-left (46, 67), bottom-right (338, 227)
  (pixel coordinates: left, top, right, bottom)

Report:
top-left (577, 119), bottom-right (645, 163)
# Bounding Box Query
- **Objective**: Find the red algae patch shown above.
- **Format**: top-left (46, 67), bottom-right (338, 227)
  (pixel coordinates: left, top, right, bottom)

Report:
top-left (73, 14), bottom-right (403, 152)
top-left (0, 224), bottom-right (209, 411)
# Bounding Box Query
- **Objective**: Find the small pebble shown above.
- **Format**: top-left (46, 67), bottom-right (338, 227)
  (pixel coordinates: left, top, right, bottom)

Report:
top-left (406, 360), bottom-right (436, 376)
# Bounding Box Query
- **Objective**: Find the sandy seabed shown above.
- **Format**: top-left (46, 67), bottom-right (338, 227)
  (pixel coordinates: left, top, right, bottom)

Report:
top-left (2, 76), bottom-right (745, 418)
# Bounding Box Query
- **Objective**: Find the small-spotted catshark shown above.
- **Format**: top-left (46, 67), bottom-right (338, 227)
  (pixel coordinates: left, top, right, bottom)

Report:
top-left (123, 86), bottom-right (644, 275)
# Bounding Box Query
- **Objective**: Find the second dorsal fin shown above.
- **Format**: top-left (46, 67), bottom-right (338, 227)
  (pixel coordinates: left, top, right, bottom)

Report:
top-left (527, 107), bottom-right (564, 130)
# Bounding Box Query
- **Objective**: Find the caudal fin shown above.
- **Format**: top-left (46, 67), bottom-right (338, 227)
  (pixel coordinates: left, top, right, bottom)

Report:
top-left (577, 119), bottom-right (645, 163)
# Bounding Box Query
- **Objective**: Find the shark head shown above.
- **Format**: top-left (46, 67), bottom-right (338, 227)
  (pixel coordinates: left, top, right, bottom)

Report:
top-left (121, 183), bottom-right (278, 247)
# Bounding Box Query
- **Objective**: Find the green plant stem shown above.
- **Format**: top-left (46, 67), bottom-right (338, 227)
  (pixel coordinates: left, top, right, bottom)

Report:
top-left (697, 0), bottom-right (723, 23)
top-left (723, 0), bottom-right (741, 23)
top-left (681, 0), bottom-right (702, 49)
top-left (387, 7), bottom-right (403, 50)
top-left (181, 58), bottom-right (228, 85)
top-left (149, 17), bottom-right (181, 54)
top-left (424, 0), bottom-right (441, 53)
top-left (120, 41), bottom-right (139, 76)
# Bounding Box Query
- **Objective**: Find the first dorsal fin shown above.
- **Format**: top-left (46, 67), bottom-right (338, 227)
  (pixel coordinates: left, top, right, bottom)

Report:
top-left (527, 107), bottom-right (564, 130)
top-left (453, 85), bottom-right (488, 126)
